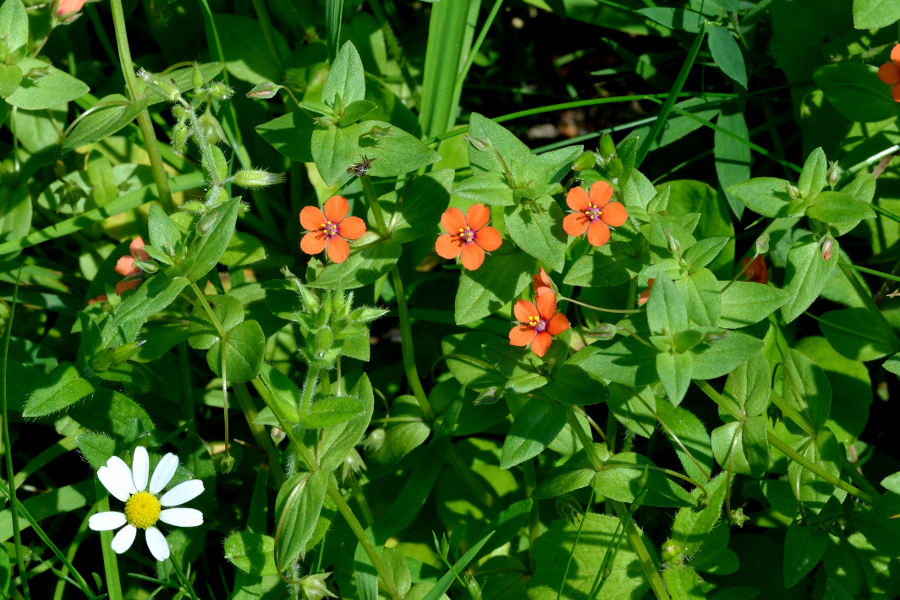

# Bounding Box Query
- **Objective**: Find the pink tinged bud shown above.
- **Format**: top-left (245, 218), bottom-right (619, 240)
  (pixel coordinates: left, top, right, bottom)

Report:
top-left (821, 237), bottom-right (835, 261)
top-left (56, 0), bottom-right (87, 17)
top-left (246, 81), bottom-right (281, 99)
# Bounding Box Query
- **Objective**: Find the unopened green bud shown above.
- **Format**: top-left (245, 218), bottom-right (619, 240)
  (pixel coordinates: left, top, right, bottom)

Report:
top-left (172, 104), bottom-right (189, 121)
top-left (590, 323), bottom-right (617, 340)
top-left (315, 327), bottom-right (333, 354)
top-left (246, 81), bottom-right (281, 99)
top-left (53, 160), bottom-right (67, 180)
top-left (170, 122), bottom-right (189, 154)
top-left (827, 160), bottom-right (841, 189)
top-left (192, 63), bottom-right (203, 91)
top-left (665, 231), bottom-right (681, 257)
top-left (465, 575), bottom-right (483, 600)
top-left (197, 207), bottom-right (219, 234)
top-left (133, 259), bottom-right (158, 274)
top-left (270, 426), bottom-right (286, 445)
top-left (340, 449), bottom-right (366, 483)
top-left (137, 68), bottom-right (179, 101)
top-left (704, 330), bottom-right (728, 344)
top-left (786, 182), bottom-right (801, 200)
top-left (598, 133), bottom-right (616, 160)
top-left (820, 235), bottom-right (835, 261)
top-left (465, 135), bottom-right (490, 152)
top-left (300, 572), bottom-right (337, 600)
top-left (362, 428), bottom-right (385, 453)
top-left (233, 169), bottom-right (285, 189)
top-left (572, 151), bottom-right (596, 172)
top-left (754, 234), bottom-right (769, 255)
top-left (218, 453), bottom-right (235, 474)
top-left (206, 82), bottom-right (233, 102)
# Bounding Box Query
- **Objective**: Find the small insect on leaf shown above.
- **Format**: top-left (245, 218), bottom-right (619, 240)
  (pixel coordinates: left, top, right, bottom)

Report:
top-left (347, 155), bottom-right (376, 177)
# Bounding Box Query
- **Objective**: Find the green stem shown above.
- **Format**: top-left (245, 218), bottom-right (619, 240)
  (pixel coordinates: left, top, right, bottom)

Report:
top-left (840, 261), bottom-right (900, 283)
top-left (168, 556), bottom-right (200, 600)
top-left (609, 500), bottom-right (670, 600)
top-left (326, 483), bottom-right (402, 600)
top-left (451, 0), bottom-right (504, 104)
top-left (360, 176), bottom-right (389, 236)
top-left (635, 22), bottom-right (707, 168)
top-left (108, 0), bottom-right (173, 211)
top-left (559, 296), bottom-right (644, 314)
top-left (94, 490), bottom-right (123, 600)
top-left (1, 269), bottom-right (30, 599)
top-left (766, 431), bottom-right (876, 504)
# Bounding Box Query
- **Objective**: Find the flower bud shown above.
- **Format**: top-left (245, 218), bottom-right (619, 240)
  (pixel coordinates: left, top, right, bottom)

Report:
top-left (270, 426), bottom-right (286, 445)
top-left (170, 122), bottom-right (189, 154)
top-left (754, 233), bottom-right (769, 255)
top-left (598, 133), bottom-right (617, 161)
top-left (786, 182), bottom-right (801, 200)
top-left (465, 135), bottom-right (490, 152)
top-left (590, 323), bottom-right (617, 340)
top-left (206, 82), bottom-right (234, 102)
top-left (192, 64), bottom-right (204, 91)
top-left (55, 0), bottom-right (86, 20)
top-left (234, 169), bottom-right (285, 189)
top-left (172, 104), bottom-right (190, 121)
top-left (827, 160), bottom-right (841, 189)
top-left (820, 235), bottom-right (835, 261)
top-left (362, 428), bottom-right (385, 453)
top-left (340, 449), bottom-right (366, 483)
top-left (572, 151), bottom-right (596, 172)
top-left (665, 231), bottom-right (681, 257)
top-left (246, 81), bottom-right (281, 100)
top-left (133, 259), bottom-right (159, 274)
top-left (465, 575), bottom-right (483, 600)
top-left (300, 572), bottom-right (337, 600)
top-left (137, 68), bottom-right (180, 102)
top-left (704, 330), bottom-right (728, 344)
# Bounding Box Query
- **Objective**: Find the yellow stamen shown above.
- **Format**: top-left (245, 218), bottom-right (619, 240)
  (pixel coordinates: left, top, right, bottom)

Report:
top-left (124, 491), bottom-right (161, 529)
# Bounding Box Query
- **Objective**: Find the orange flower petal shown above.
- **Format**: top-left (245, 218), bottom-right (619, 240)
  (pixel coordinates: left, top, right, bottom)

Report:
top-left (324, 195), bottom-right (349, 222)
top-left (892, 43), bottom-right (900, 66)
top-left (566, 186), bottom-right (590, 211)
top-left (546, 313), bottom-right (570, 335)
top-left (741, 255), bottom-right (769, 284)
top-left (435, 233), bottom-right (462, 259)
top-left (130, 236), bottom-right (150, 261)
top-left (326, 236), bottom-right (350, 263)
top-left (441, 207), bottom-right (467, 234)
top-left (878, 63), bottom-right (900, 85)
top-left (893, 83), bottom-right (900, 103)
top-left (600, 202), bottom-right (628, 227)
top-left (87, 294), bottom-right (107, 305)
top-left (115, 278), bottom-right (140, 295)
top-left (300, 231), bottom-right (327, 255)
top-left (536, 289), bottom-right (557, 320)
top-left (563, 213), bottom-right (589, 238)
top-left (300, 206), bottom-right (326, 231)
top-left (589, 181), bottom-right (614, 207)
top-left (514, 299), bottom-right (538, 323)
top-left (531, 331), bottom-right (552, 357)
top-left (460, 244), bottom-right (485, 270)
top-left (466, 203), bottom-right (491, 230)
top-left (509, 325), bottom-right (536, 347)
top-left (587, 220), bottom-right (610, 247)
top-left (533, 267), bottom-right (552, 294)
top-left (638, 289), bottom-right (651, 306)
top-left (338, 216), bottom-right (366, 240)
top-left (114, 255), bottom-right (137, 277)
top-left (474, 226), bottom-right (502, 251)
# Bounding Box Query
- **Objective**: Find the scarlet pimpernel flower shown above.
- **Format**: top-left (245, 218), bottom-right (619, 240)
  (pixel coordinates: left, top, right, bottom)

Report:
top-left (563, 181), bottom-right (628, 247)
top-left (509, 289), bottom-right (570, 357)
top-left (878, 44), bottom-right (900, 102)
top-left (533, 267), bottom-right (555, 295)
top-left (638, 278), bottom-right (655, 306)
top-left (300, 195), bottom-right (366, 264)
top-left (114, 237), bottom-right (150, 295)
top-left (741, 255), bottom-right (769, 284)
top-left (88, 447), bottom-right (204, 561)
top-left (435, 204), bottom-right (502, 271)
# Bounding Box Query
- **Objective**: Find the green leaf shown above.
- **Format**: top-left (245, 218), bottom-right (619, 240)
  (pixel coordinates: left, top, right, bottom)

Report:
top-left (593, 453), bottom-right (695, 507)
top-left (454, 251), bottom-right (534, 324)
top-left (669, 473), bottom-right (727, 556)
top-left (715, 109), bottom-right (751, 218)
top-left (806, 191), bottom-right (874, 231)
top-left (61, 94), bottom-right (149, 154)
top-left (255, 110), bottom-right (315, 163)
top-left (691, 331), bottom-right (765, 380)
top-left (727, 177), bottom-right (792, 217)
top-left (503, 196), bottom-right (567, 272)
top-left (367, 396), bottom-right (430, 466)
top-left (322, 41), bottom-right (366, 106)
top-left (787, 430), bottom-right (845, 512)
top-left (881, 472), bottom-right (900, 494)
top-left (0, 185), bottom-right (31, 243)
top-left (707, 25), bottom-right (747, 88)
top-left (783, 523), bottom-right (828, 588)
top-left (576, 335), bottom-right (659, 388)
top-left (528, 514), bottom-right (651, 600)
top-left (683, 237), bottom-right (730, 271)
top-left (110, 272), bottom-right (190, 335)
top-left (274, 470), bottom-right (328, 569)
top-left (798, 147), bottom-right (828, 199)
top-left (533, 460), bottom-right (595, 498)
top-left (719, 282), bottom-right (790, 328)
top-left (306, 239), bottom-right (401, 290)
top-left (655, 399), bottom-right (714, 483)
top-left (676, 268), bottom-right (721, 327)
top-left (0, 63), bottom-right (22, 98)
top-left (742, 414), bottom-right (770, 475)
top-left (318, 374), bottom-right (374, 471)
top-left (355, 120), bottom-right (441, 178)
top-left (310, 124), bottom-right (358, 185)
top-left (542, 352), bottom-right (611, 406)
top-left (452, 171), bottom-right (515, 207)
top-left (22, 362), bottom-right (95, 417)
top-left (189, 294), bottom-right (244, 350)
top-left (781, 235), bottom-right (839, 324)
top-left (422, 528), bottom-right (495, 600)
top-left (256, 363), bottom-right (301, 426)
top-left (638, 7), bottom-right (703, 32)
top-left (206, 320), bottom-right (265, 384)
top-left (338, 99), bottom-right (377, 126)
top-left (299, 395), bottom-right (363, 429)
top-left (216, 14), bottom-right (288, 84)
top-left (818, 307), bottom-right (900, 361)
top-left (647, 276), bottom-right (688, 335)
top-left (607, 383), bottom-right (656, 437)
top-left (0, 0), bottom-right (27, 54)
top-left (814, 62), bottom-right (898, 122)
top-left (853, 0), bottom-right (900, 28)
top-left (148, 203), bottom-right (181, 255)
top-left (220, 232), bottom-right (266, 268)
top-left (499, 398), bottom-right (568, 469)
top-left (441, 332), bottom-right (507, 391)
top-left (224, 530), bottom-right (277, 576)
top-left (371, 169), bottom-right (453, 244)
top-left (723, 352), bottom-right (771, 417)
top-left (186, 198), bottom-right (241, 282)
top-left (779, 348), bottom-right (832, 429)
top-left (75, 431), bottom-right (116, 470)
top-left (4, 58), bottom-right (89, 110)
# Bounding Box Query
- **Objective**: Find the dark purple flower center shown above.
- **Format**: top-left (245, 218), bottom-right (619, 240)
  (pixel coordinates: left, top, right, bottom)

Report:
top-left (458, 225), bottom-right (475, 245)
top-left (583, 202), bottom-right (602, 222)
top-left (527, 315), bottom-right (547, 332)
top-left (321, 220), bottom-right (339, 238)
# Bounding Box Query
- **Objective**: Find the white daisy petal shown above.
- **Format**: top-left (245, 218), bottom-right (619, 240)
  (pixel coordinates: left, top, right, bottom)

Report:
top-left (98, 457), bottom-right (136, 502)
top-left (159, 508), bottom-right (204, 528)
top-left (159, 480), bottom-right (204, 507)
top-left (149, 453), bottom-right (179, 494)
top-left (145, 527), bottom-right (170, 561)
top-left (110, 524), bottom-right (136, 554)
top-left (132, 446), bottom-right (149, 492)
top-left (88, 511), bottom-right (127, 531)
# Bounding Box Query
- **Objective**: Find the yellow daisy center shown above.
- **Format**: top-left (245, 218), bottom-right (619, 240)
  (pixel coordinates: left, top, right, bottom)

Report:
top-left (124, 491), bottom-right (161, 529)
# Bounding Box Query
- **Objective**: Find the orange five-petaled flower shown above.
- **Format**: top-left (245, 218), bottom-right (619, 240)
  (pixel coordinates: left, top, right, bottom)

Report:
top-left (114, 237), bottom-right (150, 295)
top-left (563, 181), bottom-right (628, 247)
top-left (300, 195), bottom-right (366, 263)
top-left (435, 204), bottom-right (502, 270)
top-left (878, 44), bottom-right (900, 102)
top-left (741, 255), bottom-right (769, 284)
top-left (509, 289), bottom-right (570, 357)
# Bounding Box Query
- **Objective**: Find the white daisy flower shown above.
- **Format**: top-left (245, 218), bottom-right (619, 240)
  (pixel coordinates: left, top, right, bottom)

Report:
top-left (88, 447), bottom-right (204, 561)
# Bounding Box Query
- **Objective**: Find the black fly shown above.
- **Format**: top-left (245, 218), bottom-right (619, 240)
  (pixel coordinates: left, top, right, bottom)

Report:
top-left (347, 155), bottom-right (376, 177)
